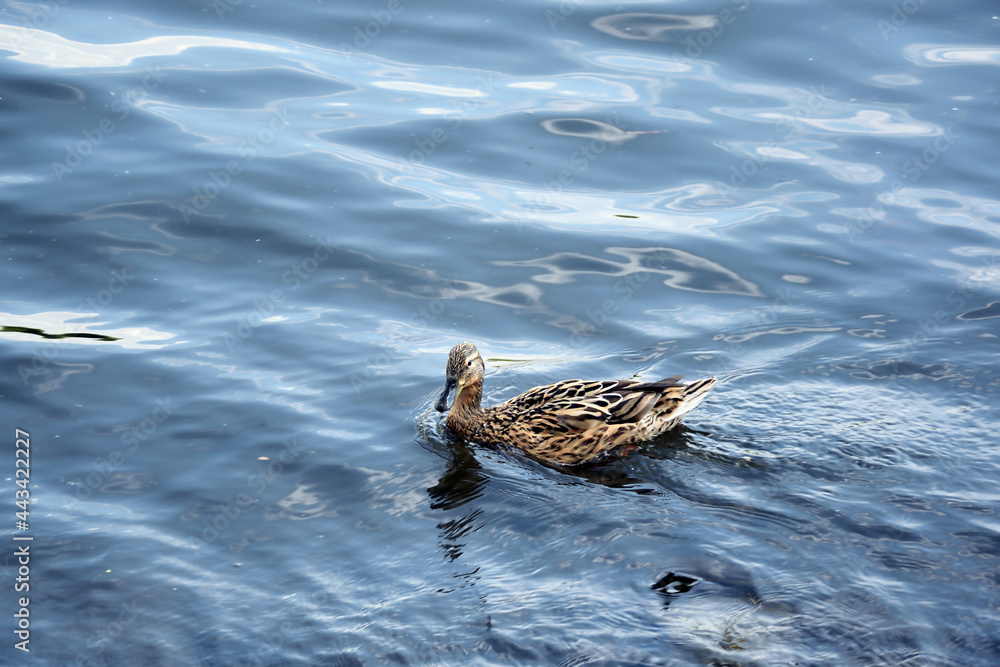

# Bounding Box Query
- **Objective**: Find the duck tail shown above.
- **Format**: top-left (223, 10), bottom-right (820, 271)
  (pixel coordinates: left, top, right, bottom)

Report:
top-left (680, 376), bottom-right (716, 414)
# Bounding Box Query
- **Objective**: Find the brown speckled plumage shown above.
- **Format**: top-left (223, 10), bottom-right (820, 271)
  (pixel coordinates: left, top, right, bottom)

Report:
top-left (435, 342), bottom-right (716, 465)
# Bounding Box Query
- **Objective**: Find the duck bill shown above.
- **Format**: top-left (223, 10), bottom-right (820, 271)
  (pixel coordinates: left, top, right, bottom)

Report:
top-left (435, 378), bottom-right (456, 412)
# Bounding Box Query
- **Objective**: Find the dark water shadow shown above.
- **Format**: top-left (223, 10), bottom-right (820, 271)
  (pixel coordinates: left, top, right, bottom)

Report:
top-left (423, 436), bottom-right (487, 593)
top-left (651, 571), bottom-right (700, 608)
top-left (427, 438), bottom-right (487, 513)
top-left (421, 423), bottom-right (702, 575)
top-left (419, 415), bottom-right (781, 637)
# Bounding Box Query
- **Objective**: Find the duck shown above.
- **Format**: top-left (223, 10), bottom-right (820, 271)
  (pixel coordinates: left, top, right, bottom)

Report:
top-left (435, 342), bottom-right (716, 466)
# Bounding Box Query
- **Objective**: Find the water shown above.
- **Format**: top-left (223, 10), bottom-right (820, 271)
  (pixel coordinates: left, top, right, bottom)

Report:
top-left (2, 0), bottom-right (999, 664)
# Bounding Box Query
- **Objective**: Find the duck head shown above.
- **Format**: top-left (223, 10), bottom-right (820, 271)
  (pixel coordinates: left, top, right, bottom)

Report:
top-left (435, 342), bottom-right (485, 412)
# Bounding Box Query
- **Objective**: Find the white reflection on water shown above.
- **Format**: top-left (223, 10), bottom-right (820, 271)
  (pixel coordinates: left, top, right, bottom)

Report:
top-left (590, 13), bottom-right (721, 42)
top-left (1, 310), bottom-right (175, 348)
top-left (717, 139), bottom-right (885, 185)
top-left (497, 246), bottom-right (762, 297)
top-left (791, 109), bottom-right (940, 137)
top-left (0, 25), bottom-right (288, 68)
top-left (904, 44), bottom-right (1000, 67)
top-left (373, 81), bottom-right (489, 97)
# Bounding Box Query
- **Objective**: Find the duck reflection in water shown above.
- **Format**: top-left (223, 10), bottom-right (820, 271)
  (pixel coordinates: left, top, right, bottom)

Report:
top-left (424, 423), bottom-right (706, 571)
top-left (423, 406), bottom-right (762, 609)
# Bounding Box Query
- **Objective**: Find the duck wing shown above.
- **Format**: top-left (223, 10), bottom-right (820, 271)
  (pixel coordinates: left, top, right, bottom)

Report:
top-left (546, 392), bottom-right (659, 431)
top-left (502, 379), bottom-right (645, 411)
top-left (504, 378), bottom-right (688, 432)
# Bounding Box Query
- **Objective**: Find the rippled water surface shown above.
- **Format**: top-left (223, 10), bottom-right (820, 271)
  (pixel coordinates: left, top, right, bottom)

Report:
top-left (2, 0), bottom-right (999, 665)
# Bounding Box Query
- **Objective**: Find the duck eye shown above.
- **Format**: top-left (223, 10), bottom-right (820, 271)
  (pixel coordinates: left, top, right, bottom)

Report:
top-left (467, 360), bottom-right (473, 367)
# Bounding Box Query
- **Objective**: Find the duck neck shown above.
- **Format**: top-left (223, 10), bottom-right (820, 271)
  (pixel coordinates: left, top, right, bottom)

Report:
top-left (457, 379), bottom-right (483, 412)
top-left (450, 379), bottom-right (483, 428)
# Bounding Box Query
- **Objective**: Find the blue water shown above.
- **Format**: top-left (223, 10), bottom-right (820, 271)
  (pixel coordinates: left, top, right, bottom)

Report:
top-left (2, 0), bottom-right (999, 665)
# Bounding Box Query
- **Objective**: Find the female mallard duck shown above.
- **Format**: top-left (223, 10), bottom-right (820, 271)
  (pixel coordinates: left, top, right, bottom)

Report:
top-left (435, 342), bottom-right (716, 466)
